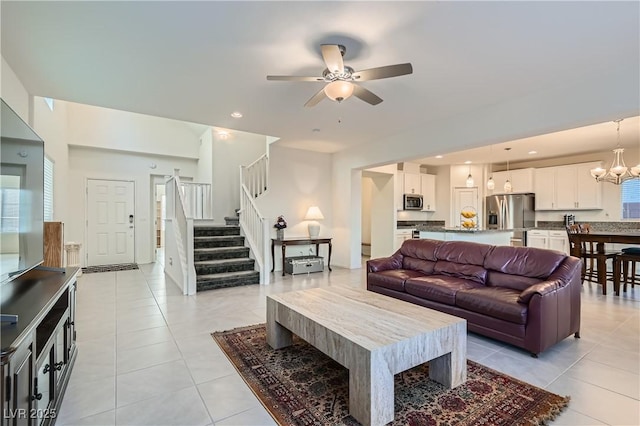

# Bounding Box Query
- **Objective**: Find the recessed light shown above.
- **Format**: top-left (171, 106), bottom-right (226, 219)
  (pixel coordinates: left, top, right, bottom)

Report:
top-left (230, 112), bottom-right (243, 118)
top-left (528, 150), bottom-right (537, 155)
top-left (435, 155), bottom-right (443, 159)
top-left (312, 128), bottom-right (320, 133)
top-left (464, 160), bottom-right (472, 164)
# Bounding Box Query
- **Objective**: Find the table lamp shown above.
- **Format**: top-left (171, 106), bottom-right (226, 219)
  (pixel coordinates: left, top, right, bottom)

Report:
top-left (304, 206), bottom-right (324, 238)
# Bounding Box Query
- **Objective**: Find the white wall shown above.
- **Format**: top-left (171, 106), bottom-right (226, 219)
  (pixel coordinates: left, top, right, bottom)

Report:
top-left (212, 130), bottom-right (266, 221)
top-left (32, 97), bottom-right (70, 222)
top-left (361, 177), bottom-right (373, 245)
top-left (65, 102), bottom-right (202, 159)
top-left (66, 146), bottom-right (198, 266)
top-left (0, 57), bottom-right (29, 122)
top-left (369, 173), bottom-right (396, 258)
top-left (197, 128), bottom-right (213, 185)
top-left (256, 145), bottom-right (332, 271)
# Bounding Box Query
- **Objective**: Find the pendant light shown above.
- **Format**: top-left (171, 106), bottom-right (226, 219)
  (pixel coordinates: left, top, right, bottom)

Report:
top-left (465, 164), bottom-right (474, 188)
top-left (486, 146), bottom-right (495, 190)
top-left (503, 147), bottom-right (513, 193)
top-left (590, 119), bottom-right (640, 184)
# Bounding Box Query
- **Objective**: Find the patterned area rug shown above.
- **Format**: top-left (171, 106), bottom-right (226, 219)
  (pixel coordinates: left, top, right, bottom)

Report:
top-left (213, 324), bottom-right (570, 426)
top-left (82, 263), bottom-right (139, 274)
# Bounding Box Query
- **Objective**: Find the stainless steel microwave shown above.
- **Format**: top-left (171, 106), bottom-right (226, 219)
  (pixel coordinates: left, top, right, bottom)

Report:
top-left (403, 194), bottom-right (423, 210)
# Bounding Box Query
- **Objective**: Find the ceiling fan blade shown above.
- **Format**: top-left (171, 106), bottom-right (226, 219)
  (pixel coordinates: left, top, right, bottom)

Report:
top-left (352, 85), bottom-right (383, 105)
top-left (321, 44), bottom-right (344, 74)
top-left (352, 63), bottom-right (413, 81)
top-left (267, 75), bottom-right (323, 82)
top-left (304, 87), bottom-right (327, 107)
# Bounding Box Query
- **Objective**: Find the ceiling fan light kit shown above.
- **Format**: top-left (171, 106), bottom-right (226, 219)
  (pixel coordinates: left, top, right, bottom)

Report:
top-left (267, 44), bottom-right (413, 107)
top-left (590, 119), bottom-right (640, 184)
top-left (324, 81), bottom-right (354, 102)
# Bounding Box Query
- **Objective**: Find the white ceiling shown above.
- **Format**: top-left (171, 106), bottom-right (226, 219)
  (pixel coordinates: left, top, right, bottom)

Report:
top-left (2, 1), bottom-right (639, 159)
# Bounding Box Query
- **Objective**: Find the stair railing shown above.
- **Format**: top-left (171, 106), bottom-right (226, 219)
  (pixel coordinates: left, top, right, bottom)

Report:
top-left (239, 184), bottom-right (270, 284)
top-left (165, 174), bottom-right (197, 295)
top-left (239, 153), bottom-right (270, 284)
top-left (241, 153), bottom-right (269, 198)
top-left (180, 182), bottom-right (212, 219)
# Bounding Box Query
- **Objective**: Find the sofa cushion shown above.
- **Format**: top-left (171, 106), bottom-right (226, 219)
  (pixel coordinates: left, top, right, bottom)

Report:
top-left (434, 260), bottom-right (487, 284)
top-left (405, 275), bottom-right (483, 305)
top-left (400, 239), bottom-right (440, 261)
top-left (486, 270), bottom-right (543, 292)
top-left (367, 269), bottom-right (425, 292)
top-left (484, 246), bottom-right (565, 279)
top-left (456, 287), bottom-right (527, 325)
top-left (435, 240), bottom-right (492, 266)
top-left (403, 257), bottom-right (436, 275)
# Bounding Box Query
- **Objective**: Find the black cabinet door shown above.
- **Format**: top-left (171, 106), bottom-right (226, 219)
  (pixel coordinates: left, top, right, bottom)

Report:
top-left (67, 281), bottom-right (77, 360)
top-left (1, 361), bottom-right (8, 426)
top-left (11, 346), bottom-right (33, 426)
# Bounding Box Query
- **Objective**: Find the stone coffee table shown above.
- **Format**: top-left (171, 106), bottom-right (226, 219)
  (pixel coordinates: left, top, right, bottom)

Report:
top-left (266, 286), bottom-right (467, 426)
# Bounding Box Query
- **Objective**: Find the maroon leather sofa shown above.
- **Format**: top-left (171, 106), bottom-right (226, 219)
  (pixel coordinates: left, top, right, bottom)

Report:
top-left (367, 239), bottom-right (582, 356)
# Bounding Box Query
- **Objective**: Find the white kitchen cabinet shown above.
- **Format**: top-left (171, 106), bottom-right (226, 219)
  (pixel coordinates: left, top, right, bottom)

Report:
top-left (395, 172), bottom-right (404, 210)
top-left (575, 163), bottom-right (602, 209)
top-left (403, 173), bottom-right (421, 194)
top-left (533, 169), bottom-right (555, 209)
top-left (489, 168), bottom-right (534, 194)
top-left (548, 230), bottom-right (569, 254)
top-left (555, 167), bottom-right (577, 210)
top-left (533, 162), bottom-right (602, 210)
top-left (527, 230), bottom-right (549, 249)
top-left (527, 229), bottom-right (569, 254)
top-left (421, 174), bottom-right (436, 211)
top-left (395, 229), bottom-right (413, 250)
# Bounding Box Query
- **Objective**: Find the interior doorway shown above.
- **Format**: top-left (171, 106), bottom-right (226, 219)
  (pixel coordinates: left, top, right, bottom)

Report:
top-left (154, 182), bottom-right (166, 265)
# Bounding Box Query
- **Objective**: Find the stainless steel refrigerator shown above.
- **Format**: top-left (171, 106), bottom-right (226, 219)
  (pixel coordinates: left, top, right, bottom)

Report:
top-left (485, 193), bottom-right (535, 246)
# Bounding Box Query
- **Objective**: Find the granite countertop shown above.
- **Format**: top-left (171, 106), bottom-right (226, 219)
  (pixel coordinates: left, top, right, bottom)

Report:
top-left (417, 226), bottom-right (526, 233)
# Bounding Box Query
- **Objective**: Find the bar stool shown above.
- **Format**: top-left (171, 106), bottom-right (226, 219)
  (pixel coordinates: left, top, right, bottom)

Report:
top-left (613, 248), bottom-right (640, 295)
top-left (566, 224), bottom-right (617, 294)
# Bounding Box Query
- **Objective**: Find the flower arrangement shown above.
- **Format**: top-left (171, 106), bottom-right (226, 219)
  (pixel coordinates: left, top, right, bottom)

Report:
top-left (274, 215), bottom-right (287, 230)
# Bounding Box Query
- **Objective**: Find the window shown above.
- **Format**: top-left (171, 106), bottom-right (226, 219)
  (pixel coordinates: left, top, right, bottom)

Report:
top-left (44, 97), bottom-right (54, 111)
top-left (0, 177), bottom-right (20, 233)
top-left (44, 156), bottom-right (54, 221)
top-left (621, 179), bottom-right (640, 219)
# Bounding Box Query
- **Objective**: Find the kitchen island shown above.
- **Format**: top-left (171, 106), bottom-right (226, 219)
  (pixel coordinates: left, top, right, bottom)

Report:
top-left (418, 227), bottom-right (514, 246)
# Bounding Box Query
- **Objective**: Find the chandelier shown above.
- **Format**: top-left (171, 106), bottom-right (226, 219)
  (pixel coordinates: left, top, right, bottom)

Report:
top-left (590, 119), bottom-right (640, 184)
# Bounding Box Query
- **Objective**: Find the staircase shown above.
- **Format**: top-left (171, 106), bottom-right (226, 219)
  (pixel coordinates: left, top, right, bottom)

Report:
top-left (193, 218), bottom-right (260, 291)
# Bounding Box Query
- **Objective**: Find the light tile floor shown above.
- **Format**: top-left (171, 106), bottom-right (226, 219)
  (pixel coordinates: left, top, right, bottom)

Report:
top-left (58, 261), bottom-right (639, 425)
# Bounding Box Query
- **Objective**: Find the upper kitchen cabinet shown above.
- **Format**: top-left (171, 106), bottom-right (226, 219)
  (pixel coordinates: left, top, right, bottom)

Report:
top-left (534, 162), bottom-right (603, 210)
top-left (489, 168), bottom-right (534, 194)
top-left (421, 174), bottom-right (436, 211)
top-left (403, 173), bottom-right (421, 194)
top-left (395, 171), bottom-right (437, 211)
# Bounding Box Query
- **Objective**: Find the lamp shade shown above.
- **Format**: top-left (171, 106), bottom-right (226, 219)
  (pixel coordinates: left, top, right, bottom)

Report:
top-left (304, 206), bottom-right (324, 221)
top-left (324, 81), bottom-right (354, 102)
top-left (304, 206), bottom-right (324, 238)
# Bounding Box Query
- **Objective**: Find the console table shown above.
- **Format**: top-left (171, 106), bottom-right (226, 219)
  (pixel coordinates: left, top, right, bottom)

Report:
top-left (271, 238), bottom-right (332, 276)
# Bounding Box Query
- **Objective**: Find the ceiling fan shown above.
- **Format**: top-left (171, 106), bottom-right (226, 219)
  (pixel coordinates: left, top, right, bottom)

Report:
top-left (267, 44), bottom-right (413, 107)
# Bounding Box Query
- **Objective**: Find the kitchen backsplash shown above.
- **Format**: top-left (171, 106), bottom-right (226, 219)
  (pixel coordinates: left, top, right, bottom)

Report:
top-left (537, 221), bottom-right (640, 231)
top-left (397, 220), bottom-right (445, 229)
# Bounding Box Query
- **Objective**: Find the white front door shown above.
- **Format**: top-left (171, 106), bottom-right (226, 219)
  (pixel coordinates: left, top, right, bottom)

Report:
top-left (87, 179), bottom-right (135, 266)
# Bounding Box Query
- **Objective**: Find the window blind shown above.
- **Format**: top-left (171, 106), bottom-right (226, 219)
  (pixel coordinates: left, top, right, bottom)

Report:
top-left (44, 156), bottom-right (54, 221)
top-left (621, 179), bottom-right (640, 219)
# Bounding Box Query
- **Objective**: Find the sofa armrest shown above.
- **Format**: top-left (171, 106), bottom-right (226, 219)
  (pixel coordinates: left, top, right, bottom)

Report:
top-left (517, 280), bottom-right (559, 304)
top-left (367, 251), bottom-right (403, 272)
